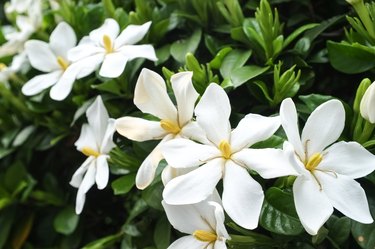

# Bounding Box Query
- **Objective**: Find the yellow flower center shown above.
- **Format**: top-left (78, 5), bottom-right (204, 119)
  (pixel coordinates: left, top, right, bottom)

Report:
top-left (103, 35), bottom-right (113, 53)
top-left (219, 140), bottom-right (232, 159)
top-left (304, 153), bottom-right (323, 172)
top-left (160, 119), bottom-right (181, 135)
top-left (81, 147), bottom-right (100, 158)
top-left (193, 230), bottom-right (217, 242)
top-left (0, 63), bottom-right (7, 71)
top-left (57, 56), bottom-right (69, 71)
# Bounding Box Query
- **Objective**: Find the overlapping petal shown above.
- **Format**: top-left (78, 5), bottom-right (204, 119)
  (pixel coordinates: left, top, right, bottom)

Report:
top-left (96, 155), bottom-right (109, 190)
top-left (74, 124), bottom-right (98, 152)
top-left (86, 96), bottom-right (110, 145)
top-left (114, 21), bottom-right (152, 48)
top-left (49, 22), bottom-right (76, 58)
top-left (22, 71), bottom-right (62, 96)
top-left (222, 160), bottom-right (264, 229)
top-left (89, 18), bottom-right (119, 44)
top-left (168, 235), bottom-right (208, 249)
top-left (75, 162), bottom-right (97, 214)
top-left (25, 40), bottom-right (59, 72)
top-left (120, 45), bottom-right (157, 61)
top-left (115, 117), bottom-right (166, 142)
top-left (99, 52), bottom-right (127, 78)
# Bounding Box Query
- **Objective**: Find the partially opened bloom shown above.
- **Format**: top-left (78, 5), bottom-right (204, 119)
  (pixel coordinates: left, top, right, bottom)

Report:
top-left (115, 69), bottom-right (204, 189)
top-left (70, 96), bottom-right (115, 214)
top-left (21, 22), bottom-right (83, 100)
top-left (162, 83), bottom-right (296, 229)
top-left (162, 199), bottom-right (230, 249)
top-left (280, 98), bottom-right (375, 235)
top-left (68, 18), bottom-right (157, 78)
top-left (360, 81), bottom-right (375, 123)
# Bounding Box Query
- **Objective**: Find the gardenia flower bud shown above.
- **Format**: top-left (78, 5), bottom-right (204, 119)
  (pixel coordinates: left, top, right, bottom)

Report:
top-left (360, 82), bottom-right (375, 123)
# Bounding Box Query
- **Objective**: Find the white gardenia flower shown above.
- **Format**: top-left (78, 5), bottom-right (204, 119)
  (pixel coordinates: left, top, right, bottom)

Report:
top-left (70, 96), bottom-right (116, 214)
top-left (21, 22), bottom-right (90, 101)
top-left (0, 52), bottom-right (28, 83)
top-left (280, 98), bottom-right (375, 235)
top-left (162, 199), bottom-right (230, 249)
top-left (360, 81), bottom-right (375, 123)
top-left (68, 18), bottom-right (157, 78)
top-left (161, 83), bottom-right (296, 229)
top-left (115, 69), bottom-right (205, 189)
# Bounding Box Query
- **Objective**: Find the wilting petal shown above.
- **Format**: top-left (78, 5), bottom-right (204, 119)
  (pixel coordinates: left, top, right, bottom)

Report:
top-left (170, 72), bottom-right (198, 126)
top-left (301, 99), bottom-right (345, 156)
top-left (22, 70), bottom-right (62, 96)
top-left (222, 161), bottom-right (264, 229)
top-left (74, 124), bottom-right (98, 152)
top-left (49, 22), bottom-right (76, 58)
top-left (230, 114), bottom-right (280, 151)
top-left (86, 96), bottom-right (109, 144)
top-left (89, 18), bottom-right (119, 44)
top-left (232, 148), bottom-right (297, 178)
top-left (317, 172), bottom-right (373, 224)
top-left (162, 201), bottom-right (213, 234)
top-left (134, 68), bottom-right (177, 121)
top-left (162, 138), bottom-right (220, 168)
top-left (25, 40), bottom-right (59, 72)
top-left (96, 155), bottom-right (109, 190)
top-left (100, 119), bottom-right (116, 154)
top-left (114, 21), bottom-right (152, 47)
top-left (168, 236), bottom-right (208, 249)
top-left (75, 161), bottom-right (96, 214)
top-left (70, 156), bottom-right (94, 188)
top-left (293, 175), bottom-right (333, 235)
top-left (195, 83), bottom-right (231, 146)
top-left (318, 141), bottom-right (375, 178)
top-left (163, 159), bottom-right (223, 205)
top-left (115, 116), bottom-right (166, 142)
top-left (120, 45), bottom-right (157, 61)
top-left (280, 98), bottom-right (304, 159)
top-left (99, 52), bottom-right (127, 78)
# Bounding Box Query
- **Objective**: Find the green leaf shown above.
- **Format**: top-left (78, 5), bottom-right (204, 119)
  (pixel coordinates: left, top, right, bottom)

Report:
top-left (92, 79), bottom-right (123, 95)
top-left (231, 65), bottom-right (269, 88)
top-left (327, 216), bottom-right (351, 245)
top-left (220, 49), bottom-right (252, 78)
top-left (170, 29), bottom-right (202, 63)
top-left (53, 207), bottom-right (79, 235)
top-left (82, 233), bottom-right (122, 249)
top-left (260, 187), bottom-right (304, 235)
top-left (352, 222), bottom-right (375, 249)
top-left (142, 180), bottom-right (163, 211)
top-left (283, 23), bottom-right (319, 49)
top-left (153, 215), bottom-right (170, 249)
top-left (111, 174), bottom-right (135, 195)
top-left (327, 41), bottom-right (375, 74)
top-left (0, 207), bottom-right (16, 249)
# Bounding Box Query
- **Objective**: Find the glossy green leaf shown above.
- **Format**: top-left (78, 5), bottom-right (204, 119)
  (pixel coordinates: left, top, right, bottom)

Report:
top-left (231, 65), bottom-right (269, 87)
top-left (170, 29), bottom-right (202, 63)
top-left (111, 174), bottom-right (135, 195)
top-left (53, 207), bottom-right (79, 235)
top-left (260, 187), bottom-right (304, 235)
top-left (153, 215), bottom-right (170, 249)
top-left (220, 49), bottom-right (252, 78)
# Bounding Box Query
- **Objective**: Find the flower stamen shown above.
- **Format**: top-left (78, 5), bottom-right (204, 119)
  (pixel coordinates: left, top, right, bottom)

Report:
top-left (219, 140), bottom-right (232, 159)
top-left (0, 63), bottom-right (7, 71)
top-left (160, 119), bottom-right (181, 135)
top-left (57, 56), bottom-right (69, 71)
top-left (305, 153), bottom-right (323, 171)
top-left (81, 147), bottom-right (100, 157)
top-left (193, 230), bottom-right (217, 242)
top-left (103, 35), bottom-right (113, 53)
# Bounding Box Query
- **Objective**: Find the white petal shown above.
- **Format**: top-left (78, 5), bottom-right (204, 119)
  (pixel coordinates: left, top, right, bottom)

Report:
top-left (25, 40), bottom-right (59, 72)
top-left (75, 54), bottom-right (104, 78)
top-left (161, 165), bottom-right (197, 186)
top-left (49, 22), bottom-right (77, 58)
top-left (179, 121), bottom-right (210, 145)
top-left (135, 138), bottom-right (169, 189)
top-left (95, 155), bottom-right (109, 190)
top-left (230, 114), bottom-right (280, 151)
top-left (114, 21), bottom-right (152, 48)
top-left (163, 159), bottom-right (223, 205)
top-left (161, 138), bottom-right (220, 168)
top-left (22, 71), bottom-right (62, 96)
top-left (213, 240), bottom-right (227, 249)
top-left (318, 141), bottom-right (375, 178)
top-left (232, 148), bottom-right (298, 178)
top-left (301, 99), bottom-right (345, 156)
top-left (99, 52), bottom-right (127, 78)
top-left (162, 201), bottom-right (213, 234)
top-left (360, 83), bottom-right (375, 123)
top-left (67, 43), bottom-right (104, 62)
top-left (75, 161), bottom-right (96, 214)
top-left (222, 160), bottom-right (264, 229)
top-left (74, 124), bottom-right (98, 152)
top-left (100, 118), bottom-right (116, 153)
top-left (134, 68), bottom-right (177, 120)
top-left (168, 236), bottom-right (208, 249)
top-left (317, 172), bottom-right (373, 224)
top-left (86, 96), bottom-right (109, 145)
top-left (195, 83), bottom-right (231, 145)
top-left (69, 157), bottom-right (94, 188)
top-left (171, 72), bottom-right (198, 126)
top-left (115, 116), bottom-right (167, 142)
top-left (119, 45), bottom-right (157, 61)
top-left (280, 98), bottom-right (304, 159)
top-left (293, 175), bottom-right (333, 235)
top-left (89, 18), bottom-right (119, 44)
top-left (210, 201), bottom-right (230, 239)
